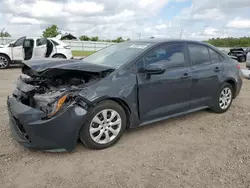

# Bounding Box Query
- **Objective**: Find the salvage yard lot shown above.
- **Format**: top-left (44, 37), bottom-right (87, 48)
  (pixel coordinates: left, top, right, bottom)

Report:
top-left (0, 65), bottom-right (250, 188)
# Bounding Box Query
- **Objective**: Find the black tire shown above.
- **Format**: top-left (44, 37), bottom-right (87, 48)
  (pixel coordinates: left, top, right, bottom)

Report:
top-left (240, 56), bottom-right (246, 62)
top-left (210, 83), bottom-right (233, 113)
top-left (79, 100), bottom-right (127, 150)
top-left (53, 54), bottom-right (66, 59)
top-left (0, 54), bottom-right (10, 69)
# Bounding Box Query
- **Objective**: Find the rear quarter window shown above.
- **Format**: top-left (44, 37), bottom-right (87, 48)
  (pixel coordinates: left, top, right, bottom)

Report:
top-left (209, 48), bottom-right (224, 63)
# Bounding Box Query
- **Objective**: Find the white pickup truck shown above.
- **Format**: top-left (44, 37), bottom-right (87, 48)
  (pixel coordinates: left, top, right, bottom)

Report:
top-left (0, 36), bottom-right (73, 69)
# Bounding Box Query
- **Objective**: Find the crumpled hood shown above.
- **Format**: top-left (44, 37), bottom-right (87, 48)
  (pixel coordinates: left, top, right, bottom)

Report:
top-left (22, 59), bottom-right (115, 74)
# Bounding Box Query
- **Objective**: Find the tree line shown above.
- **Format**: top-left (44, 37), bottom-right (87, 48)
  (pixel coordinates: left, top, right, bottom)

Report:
top-left (205, 37), bottom-right (250, 47)
top-left (2, 25), bottom-right (250, 46)
top-left (41, 25), bottom-right (130, 42)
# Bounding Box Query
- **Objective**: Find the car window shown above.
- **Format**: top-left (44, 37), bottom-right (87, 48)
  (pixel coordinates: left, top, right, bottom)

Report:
top-left (23, 40), bottom-right (33, 48)
top-left (188, 44), bottom-right (210, 66)
top-left (83, 42), bottom-right (154, 68)
top-left (14, 37), bottom-right (25, 47)
top-left (143, 43), bottom-right (186, 69)
top-left (36, 38), bottom-right (47, 46)
top-left (209, 48), bottom-right (222, 63)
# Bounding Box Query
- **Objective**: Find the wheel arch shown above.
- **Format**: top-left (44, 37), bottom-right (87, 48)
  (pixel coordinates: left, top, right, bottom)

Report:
top-left (100, 97), bottom-right (131, 129)
top-left (52, 53), bottom-right (67, 59)
top-left (0, 53), bottom-right (11, 61)
top-left (223, 78), bottom-right (237, 98)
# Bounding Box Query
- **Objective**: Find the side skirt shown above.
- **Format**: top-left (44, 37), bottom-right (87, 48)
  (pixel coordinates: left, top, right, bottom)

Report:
top-left (139, 106), bottom-right (209, 127)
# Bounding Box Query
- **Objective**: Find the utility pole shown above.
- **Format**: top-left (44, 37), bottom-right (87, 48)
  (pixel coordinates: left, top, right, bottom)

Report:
top-left (1, 27), bottom-right (5, 45)
top-left (137, 32), bottom-right (141, 39)
top-left (180, 29), bottom-right (183, 39)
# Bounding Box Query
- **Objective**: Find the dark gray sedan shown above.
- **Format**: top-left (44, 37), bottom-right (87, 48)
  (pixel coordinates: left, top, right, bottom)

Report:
top-left (7, 39), bottom-right (242, 152)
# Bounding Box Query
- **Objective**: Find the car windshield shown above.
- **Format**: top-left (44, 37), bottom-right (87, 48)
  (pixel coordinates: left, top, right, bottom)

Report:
top-left (83, 41), bottom-right (154, 68)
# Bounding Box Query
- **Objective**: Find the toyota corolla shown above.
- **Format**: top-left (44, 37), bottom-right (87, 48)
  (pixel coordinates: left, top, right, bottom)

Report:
top-left (7, 39), bottom-right (242, 152)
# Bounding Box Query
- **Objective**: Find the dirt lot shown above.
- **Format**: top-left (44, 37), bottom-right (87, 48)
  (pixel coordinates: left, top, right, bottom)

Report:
top-left (0, 65), bottom-right (250, 188)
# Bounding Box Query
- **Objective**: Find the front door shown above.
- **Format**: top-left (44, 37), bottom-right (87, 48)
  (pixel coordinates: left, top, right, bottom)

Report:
top-left (12, 36), bottom-right (26, 61)
top-left (34, 38), bottom-right (47, 58)
top-left (46, 39), bottom-right (56, 57)
top-left (137, 43), bottom-right (192, 122)
top-left (187, 43), bottom-right (224, 108)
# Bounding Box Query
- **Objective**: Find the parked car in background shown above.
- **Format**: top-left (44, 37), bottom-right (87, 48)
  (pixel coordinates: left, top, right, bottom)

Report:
top-left (7, 39), bottom-right (242, 152)
top-left (0, 36), bottom-right (73, 69)
top-left (228, 48), bottom-right (249, 62)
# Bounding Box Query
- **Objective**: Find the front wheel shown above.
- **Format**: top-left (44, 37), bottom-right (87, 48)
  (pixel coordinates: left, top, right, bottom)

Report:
top-left (0, 54), bottom-right (10, 69)
top-left (79, 100), bottom-right (127, 149)
top-left (210, 83), bottom-right (233, 113)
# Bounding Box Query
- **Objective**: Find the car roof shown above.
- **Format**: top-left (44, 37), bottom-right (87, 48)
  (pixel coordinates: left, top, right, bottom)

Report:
top-left (128, 38), bottom-right (207, 45)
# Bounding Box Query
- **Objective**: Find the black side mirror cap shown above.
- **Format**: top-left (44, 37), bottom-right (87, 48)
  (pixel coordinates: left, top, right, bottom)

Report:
top-left (144, 63), bottom-right (166, 75)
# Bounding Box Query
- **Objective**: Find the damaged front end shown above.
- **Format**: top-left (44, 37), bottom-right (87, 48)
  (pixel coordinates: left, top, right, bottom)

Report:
top-left (7, 60), bottom-right (114, 151)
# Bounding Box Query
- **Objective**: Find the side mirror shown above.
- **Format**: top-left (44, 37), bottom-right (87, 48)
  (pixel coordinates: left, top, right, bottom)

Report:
top-left (144, 63), bottom-right (166, 75)
top-left (9, 43), bottom-right (14, 47)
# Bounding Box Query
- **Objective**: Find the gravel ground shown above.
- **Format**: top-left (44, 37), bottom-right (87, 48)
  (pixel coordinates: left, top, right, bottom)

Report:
top-left (0, 65), bottom-right (250, 188)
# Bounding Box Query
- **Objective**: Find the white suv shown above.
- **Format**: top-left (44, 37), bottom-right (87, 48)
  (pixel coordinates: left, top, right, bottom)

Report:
top-left (0, 36), bottom-right (73, 69)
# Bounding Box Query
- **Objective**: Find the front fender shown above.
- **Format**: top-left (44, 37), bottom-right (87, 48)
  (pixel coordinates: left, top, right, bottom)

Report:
top-left (78, 72), bottom-right (140, 127)
top-left (0, 47), bottom-right (12, 59)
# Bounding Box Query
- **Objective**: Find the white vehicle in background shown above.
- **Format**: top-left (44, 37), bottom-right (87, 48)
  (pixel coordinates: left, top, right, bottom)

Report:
top-left (0, 36), bottom-right (73, 69)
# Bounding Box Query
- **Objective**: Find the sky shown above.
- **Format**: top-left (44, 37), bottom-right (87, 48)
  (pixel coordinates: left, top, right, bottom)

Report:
top-left (0, 0), bottom-right (250, 40)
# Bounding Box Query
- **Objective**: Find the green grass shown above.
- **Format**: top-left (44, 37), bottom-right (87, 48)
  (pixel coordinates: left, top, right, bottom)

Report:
top-left (72, 51), bottom-right (95, 57)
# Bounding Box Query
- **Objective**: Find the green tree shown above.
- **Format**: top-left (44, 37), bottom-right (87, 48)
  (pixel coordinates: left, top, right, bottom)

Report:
top-left (42, 25), bottom-right (61, 38)
top-left (116, 36), bottom-right (124, 43)
top-left (111, 37), bottom-right (125, 43)
top-left (79, 35), bottom-right (90, 41)
top-left (90, 36), bottom-right (99, 41)
top-left (205, 37), bottom-right (250, 47)
top-left (0, 31), bottom-right (11, 37)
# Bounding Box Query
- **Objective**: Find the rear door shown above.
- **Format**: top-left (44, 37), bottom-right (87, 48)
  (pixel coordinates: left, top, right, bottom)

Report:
top-left (12, 36), bottom-right (26, 61)
top-left (187, 43), bottom-right (224, 108)
top-left (137, 42), bottom-right (192, 122)
top-left (33, 38), bottom-right (47, 58)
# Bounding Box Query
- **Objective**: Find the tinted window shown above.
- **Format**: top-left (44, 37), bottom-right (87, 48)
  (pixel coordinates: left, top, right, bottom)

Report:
top-left (188, 44), bottom-right (210, 66)
top-left (36, 38), bottom-right (47, 46)
top-left (14, 37), bottom-right (25, 47)
top-left (23, 40), bottom-right (33, 48)
top-left (209, 48), bottom-right (222, 63)
top-left (143, 43), bottom-right (186, 69)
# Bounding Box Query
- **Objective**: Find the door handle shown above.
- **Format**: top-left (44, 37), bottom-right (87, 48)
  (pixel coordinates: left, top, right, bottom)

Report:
top-left (214, 67), bottom-right (221, 72)
top-left (181, 73), bottom-right (191, 79)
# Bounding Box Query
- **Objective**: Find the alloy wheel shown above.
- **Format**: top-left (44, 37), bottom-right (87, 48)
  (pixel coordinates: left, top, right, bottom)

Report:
top-left (89, 109), bottom-right (122, 144)
top-left (219, 87), bottom-right (232, 110)
top-left (0, 56), bottom-right (8, 69)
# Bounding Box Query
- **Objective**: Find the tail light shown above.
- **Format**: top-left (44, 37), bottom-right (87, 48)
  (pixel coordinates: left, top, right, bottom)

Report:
top-left (236, 64), bottom-right (241, 69)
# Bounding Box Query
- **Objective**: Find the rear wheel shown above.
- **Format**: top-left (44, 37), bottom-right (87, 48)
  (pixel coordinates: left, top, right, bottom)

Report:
top-left (79, 100), bottom-right (126, 149)
top-left (239, 56), bottom-right (246, 62)
top-left (53, 54), bottom-right (66, 59)
top-left (0, 54), bottom-right (10, 69)
top-left (210, 83), bottom-right (233, 113)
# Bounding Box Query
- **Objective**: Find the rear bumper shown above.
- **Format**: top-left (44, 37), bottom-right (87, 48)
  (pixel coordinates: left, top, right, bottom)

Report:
top-left (7, 96), bottom-right (87, 152)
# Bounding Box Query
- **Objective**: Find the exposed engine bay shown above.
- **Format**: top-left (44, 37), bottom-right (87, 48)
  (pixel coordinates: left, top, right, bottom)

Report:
top-left (14, 63), bottom-right (114, 118)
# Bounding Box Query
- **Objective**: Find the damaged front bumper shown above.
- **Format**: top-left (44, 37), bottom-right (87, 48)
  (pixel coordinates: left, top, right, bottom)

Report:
top-left (7, 96), bottom-right (88, 152)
